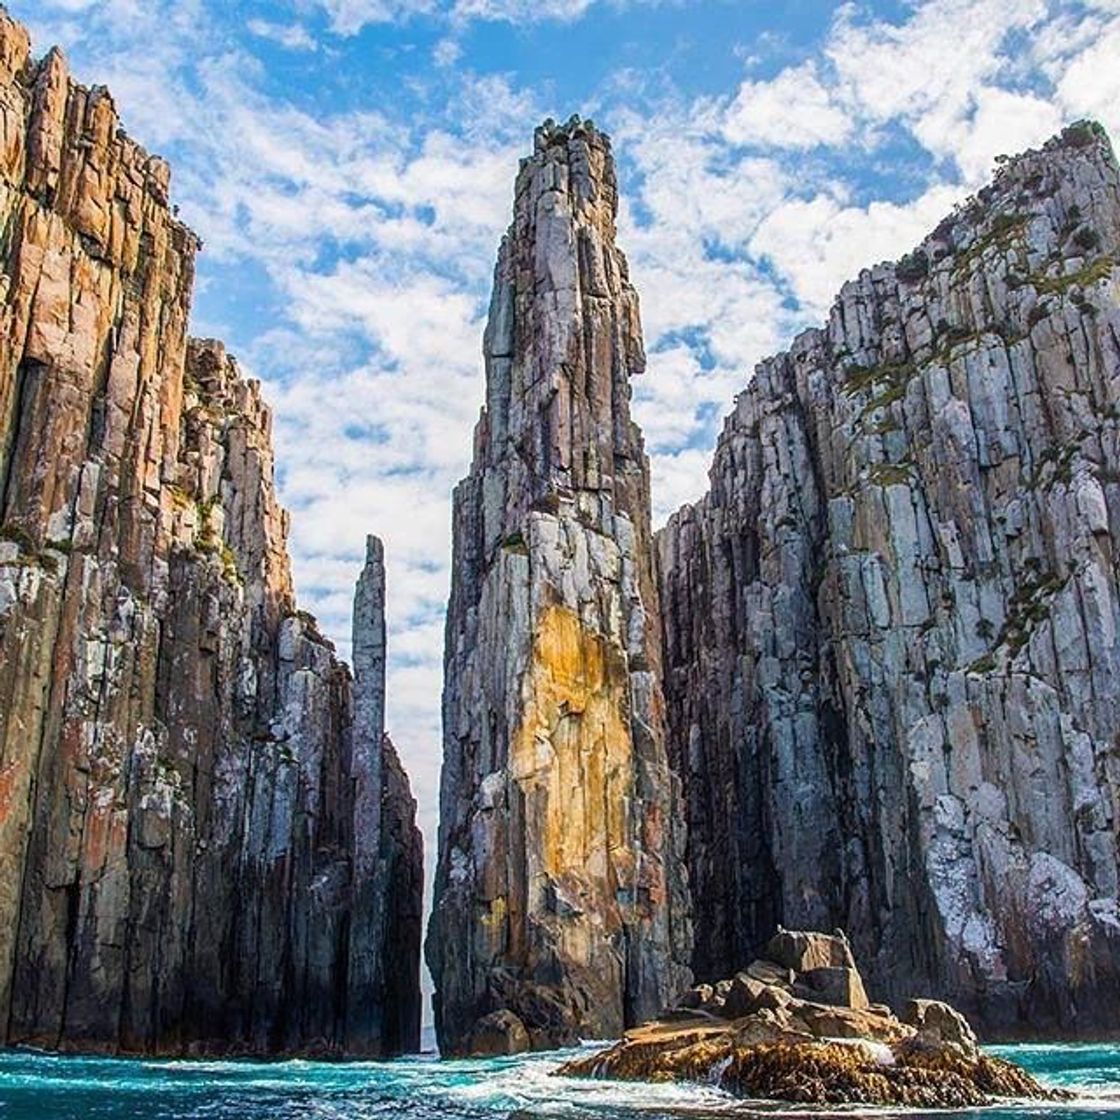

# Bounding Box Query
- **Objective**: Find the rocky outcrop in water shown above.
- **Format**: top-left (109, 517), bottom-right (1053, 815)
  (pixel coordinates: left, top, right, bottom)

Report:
top-left (427, 116), bottom-right (692, 1056)
top-left (656, 121), bottom-right (1120, 1036)
top-left (0, 11), bottom-right (421, 1056)
top-left (559, 930), bottom-right (1061, 1107)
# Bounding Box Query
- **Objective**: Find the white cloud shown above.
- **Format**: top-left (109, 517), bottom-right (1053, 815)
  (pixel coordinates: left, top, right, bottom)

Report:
top-left (749, 183), bottom-right (964, 315)
top-left (1053, 15), bottom-right (1120, 139)
top-left (648, 447), bottom-right (715, 523)
top-left (307, 0), bottom-right (664, 33)
top-left (952, 86), bottom-right (1064, 182)
top-left (721, 63), bottom-right (852, 149)
top-left (432, 36), bottom-right (462, 66)
top-left (450, 0), bottom-right (595, 22)
top-left (827, 0), bottom-right (1047, 136)
top-left (313, 0), bottom-right (437, 34)
top-left (246, 18), bottom-right (319, 51)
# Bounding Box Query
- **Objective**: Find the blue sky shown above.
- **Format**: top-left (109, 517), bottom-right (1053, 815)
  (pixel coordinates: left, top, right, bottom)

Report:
top-left (17, 0), bottom-right (1120, 976)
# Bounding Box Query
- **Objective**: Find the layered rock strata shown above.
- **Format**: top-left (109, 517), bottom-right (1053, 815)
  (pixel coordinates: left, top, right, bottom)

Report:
top-left (559, 930), bottom-right (1059, 1108)
top-left (656, 122), bottom-right (1120, 1035)
top-left (428, 116), bottom-right (691, 1056)
top-left (0, 11), bottom-right (421, 1056)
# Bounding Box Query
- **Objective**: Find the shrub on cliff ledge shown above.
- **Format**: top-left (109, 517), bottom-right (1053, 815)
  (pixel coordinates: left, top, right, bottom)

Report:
top-left (896, 249), bottom-right (929, 283)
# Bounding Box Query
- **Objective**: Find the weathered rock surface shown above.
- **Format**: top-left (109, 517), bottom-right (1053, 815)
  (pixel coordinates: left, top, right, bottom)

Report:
top-left (561, 1030), bottom-right (1056, 1108)
top-left (901, 996), bottom-right (979, 1056)
top-left (469, 1009), bottom-right (532, 1057)
top-left (559, 930), bottom-right (1061, 1107)
top-left (656, 121), bottom-right (1120, 1036)
top-left (427, 115), bottom-right (691, 1056)
top-left (0, 11), bottom-right (421, 1056)
top-left (667, 930), bottom-right (884, 1030)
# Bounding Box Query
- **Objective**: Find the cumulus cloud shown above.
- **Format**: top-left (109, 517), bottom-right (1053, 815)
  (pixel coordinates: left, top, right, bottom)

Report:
top-left (748, 184), bottom-right (966, 315)
top-left (721, 63), bottom-right (853, 149)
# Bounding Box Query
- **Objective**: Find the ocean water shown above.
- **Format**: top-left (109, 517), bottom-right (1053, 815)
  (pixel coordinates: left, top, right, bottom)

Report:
top-left (0, 1042), bottom-right (1116, 1119)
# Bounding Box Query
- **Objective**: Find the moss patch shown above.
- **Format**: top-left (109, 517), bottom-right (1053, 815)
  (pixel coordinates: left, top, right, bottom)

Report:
top-left (1033, 255), bottom-right (1114, 296)
top-left (950, 213), bottom-right (1029, 277)
top-left (842, 361), bottom-right (917, 411)
top-left (867, 461), bottom-right (915, 487)
top-left (968, 565), bottom-right (1067, 671)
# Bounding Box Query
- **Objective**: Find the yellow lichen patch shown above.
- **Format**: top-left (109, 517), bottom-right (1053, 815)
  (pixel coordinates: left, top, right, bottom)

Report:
top-left (510, 603), bottom-right (633, 911)
top-left (480, 897), bottom-right (507, 930)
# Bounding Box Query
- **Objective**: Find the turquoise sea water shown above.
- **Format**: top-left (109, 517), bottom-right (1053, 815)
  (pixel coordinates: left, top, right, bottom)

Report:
top-left (0, 1042), bottom-right (1116, 1119)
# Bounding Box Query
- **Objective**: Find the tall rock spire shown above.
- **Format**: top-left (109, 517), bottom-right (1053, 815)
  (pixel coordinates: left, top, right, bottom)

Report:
top-left (428, 116), bottom-right (691, 1056)
top-left (348, 535), bottom-right (424, 1055)
top-left (348, 539), bottom-right (388, 1044)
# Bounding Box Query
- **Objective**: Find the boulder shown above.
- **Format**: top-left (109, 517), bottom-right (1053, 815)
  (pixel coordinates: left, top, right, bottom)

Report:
top-left (721, 974), bottom-right (769, 1018)
top-left (676, 983), bottom-right (714, 1010)
top-left (793, 1000), bottom-right (914, 1044)
top-left (713, 978), bottom-right (735, 1002)
top-left (765, 928), bottom-right (857, 974)
top-left (731, 1007), bottom-right (813, 1045)
top-left (467, 1009), bottom-right (531, 1056)
top-left (901, 999), bottom-right (979, 1058)
top-left (795, 966), bottom-right (869, 1010)
top-left (745, 959), bottom-right (795, 987)
top-left (755, 985), bottom-right (794, 1012)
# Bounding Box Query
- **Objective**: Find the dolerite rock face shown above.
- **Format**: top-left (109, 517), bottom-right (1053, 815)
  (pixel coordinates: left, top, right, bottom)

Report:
top-left (428, 116), bottom-right (691, 1056)
top-left (0, 12), bottom-right (421, 1056)
top-left (656, 122), bottom-right (1120, 1036)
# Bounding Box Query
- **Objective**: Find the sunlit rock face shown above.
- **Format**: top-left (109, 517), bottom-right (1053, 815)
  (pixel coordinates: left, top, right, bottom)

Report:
top-left (0, 11), bottom-right (421, 1057)
top-left (656, 122), bottom-right (1120, 1036)
top-left (429, 116), bottom-right (692, 1057)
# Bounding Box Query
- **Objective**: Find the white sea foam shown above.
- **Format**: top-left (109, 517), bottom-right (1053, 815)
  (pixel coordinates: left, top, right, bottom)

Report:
top-left (2, 1042), bottom-right (1118, 1119)
top-left (444, 1051), bottom-right (738, 1115)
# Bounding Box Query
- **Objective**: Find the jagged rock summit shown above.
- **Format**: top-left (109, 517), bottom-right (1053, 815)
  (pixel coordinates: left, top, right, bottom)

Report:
top-left (427, 114), bottom-right (692, 1057)
top-left (0, 10), bottom-right (421, 1056)
top-left (559, 929), bottom-right (1061, 1108)
top-left (656, 119), bottom-right (1120, 1037)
